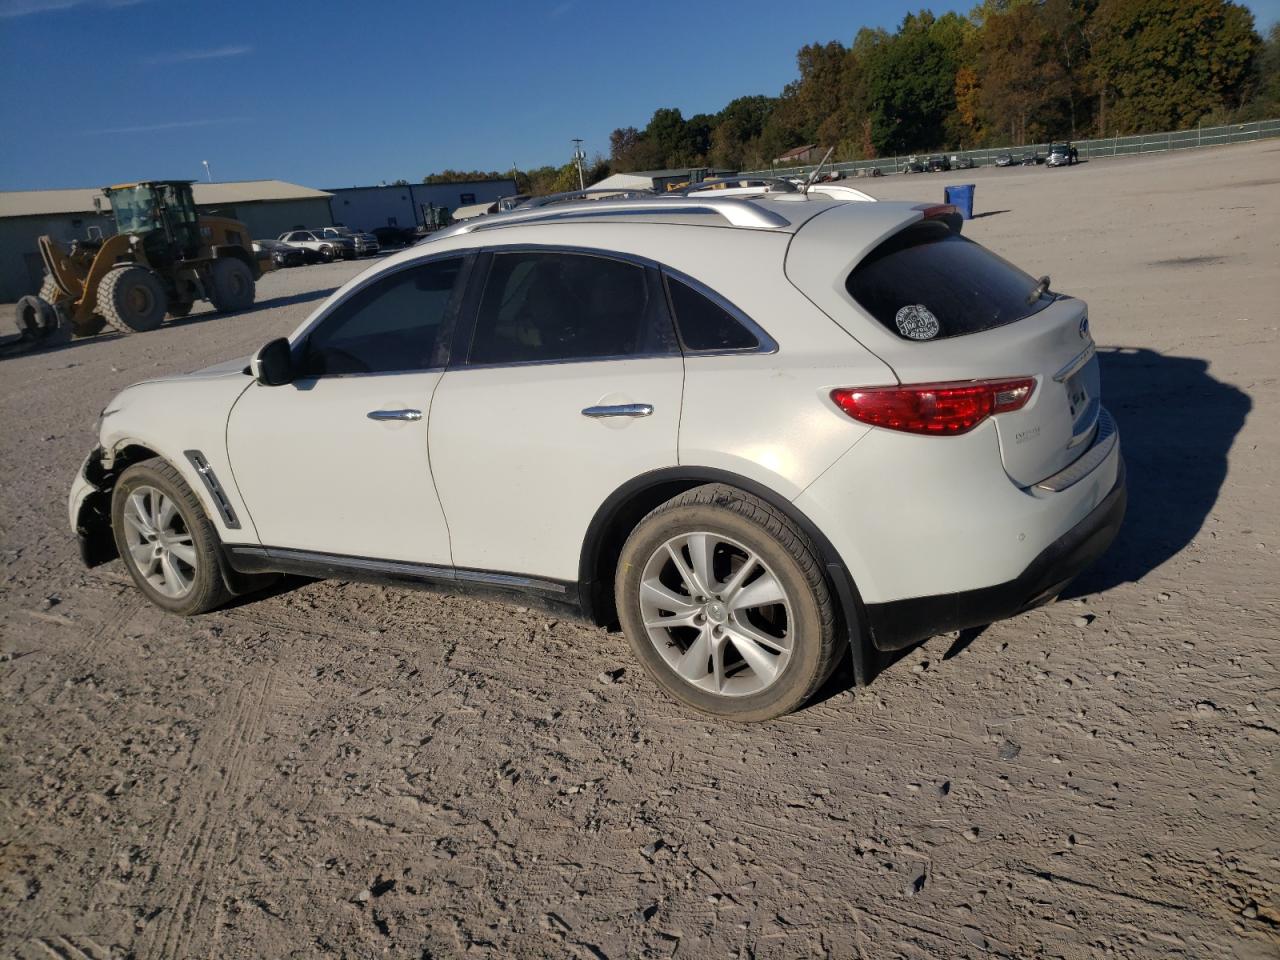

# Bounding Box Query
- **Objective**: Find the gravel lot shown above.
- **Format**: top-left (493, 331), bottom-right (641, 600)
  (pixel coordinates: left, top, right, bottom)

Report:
top-left (2, 141), bottom-right (1278, 960)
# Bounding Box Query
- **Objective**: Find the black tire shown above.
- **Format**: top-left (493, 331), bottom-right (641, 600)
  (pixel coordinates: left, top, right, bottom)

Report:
top-left (110, 458), bottom-right (232, 616)
top-left (14, 296), bottom-right (55, 340)
top-left (208, 258), bottom-right (255, 312)
top-left (615, 484), bottom-right (843, 722)
top-left (319, 244), bottom-right (335, 262)
top-left (99, 266), bottom-right (166, 333)
top-left (72, 315), bottom-right (107, 338)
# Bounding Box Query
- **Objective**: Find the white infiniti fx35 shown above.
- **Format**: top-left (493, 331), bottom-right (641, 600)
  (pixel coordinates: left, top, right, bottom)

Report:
top-left (69, 190), bottom-right (1125, 721)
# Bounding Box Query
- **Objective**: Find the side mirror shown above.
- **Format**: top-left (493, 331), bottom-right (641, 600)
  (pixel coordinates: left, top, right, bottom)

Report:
top-left (250, 338), bottom-right (294, 386)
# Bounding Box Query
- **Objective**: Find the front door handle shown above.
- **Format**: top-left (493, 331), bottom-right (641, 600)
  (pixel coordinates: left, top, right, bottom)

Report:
top-left (367, 409), bottom-right (422, 422)
top-left (582, 403), bottom-right (654, 419)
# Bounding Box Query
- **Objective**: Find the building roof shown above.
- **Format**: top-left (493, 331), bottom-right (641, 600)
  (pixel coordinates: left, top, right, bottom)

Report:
top-left (452, 200), bottom-right (499, 221)
top-left (590, 168), bottom-right (737, 192)
top-left (0, 180), bottom-right (331, 218)
top-left (326, 178), bottom-right (518, 193)
top-left (775, 144), bottom-right (818, 162)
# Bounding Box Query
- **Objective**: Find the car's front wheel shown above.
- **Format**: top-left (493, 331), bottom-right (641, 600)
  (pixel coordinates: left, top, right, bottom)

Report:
top-left (616, 484), bottom-right (843, 721)
top-left (111, 458), bottom-right (231, 616)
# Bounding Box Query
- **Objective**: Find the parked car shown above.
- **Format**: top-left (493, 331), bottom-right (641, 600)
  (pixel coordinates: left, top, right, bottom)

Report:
top-left (277, 229), bottom-right (356, 261)
top-left (1020, 152), bottom-right (1044, 166)
top-left (994, 153), bottom-right (1015, 167)
top-left (1047, 142), bottom-right (1079, 167)
top-left (926, 155), bottom-right (951, 172)
top-left (902, 156), bottom-right (925, 173)
top-left (253, 239), bottom-right (308, 269)
top-left (950, 155), bottom-right (975, 170)
top-left (69, 191), bottom-right (1124, 722)
top-left (316, 226), bottom-right (381, 257)
top-left (370, 226), bottom-right (418, 249)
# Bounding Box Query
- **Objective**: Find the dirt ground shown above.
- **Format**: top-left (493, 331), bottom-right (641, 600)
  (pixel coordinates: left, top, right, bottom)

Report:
top-left (1, 141), bottom-right (1277, 960)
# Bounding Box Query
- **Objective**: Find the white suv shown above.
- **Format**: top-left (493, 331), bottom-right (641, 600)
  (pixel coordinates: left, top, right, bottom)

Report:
top-left (69, 192), bottom-right (1125, 721)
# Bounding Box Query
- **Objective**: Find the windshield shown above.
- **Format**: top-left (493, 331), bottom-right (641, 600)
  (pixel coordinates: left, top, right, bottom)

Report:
top-left (109, 185), bottom-right (162, 233)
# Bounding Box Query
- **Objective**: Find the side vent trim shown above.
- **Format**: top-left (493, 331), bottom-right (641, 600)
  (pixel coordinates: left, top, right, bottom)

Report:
top-left (184, 449), bottom-right (241, 529)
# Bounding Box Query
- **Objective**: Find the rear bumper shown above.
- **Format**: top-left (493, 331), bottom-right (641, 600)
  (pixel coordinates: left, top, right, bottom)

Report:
top-left (864, 458), bottom-right (1126, 651)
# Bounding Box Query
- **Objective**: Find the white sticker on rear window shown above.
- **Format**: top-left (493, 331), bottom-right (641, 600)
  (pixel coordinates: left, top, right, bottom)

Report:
top-left (895, 304), bottom-right (939, 340)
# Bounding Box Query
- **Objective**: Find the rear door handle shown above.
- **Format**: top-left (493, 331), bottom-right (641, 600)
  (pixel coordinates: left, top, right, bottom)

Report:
top-left (367, 409), bottom-right (422, 421)
top-left (581, 403), bottom-right (654, 419)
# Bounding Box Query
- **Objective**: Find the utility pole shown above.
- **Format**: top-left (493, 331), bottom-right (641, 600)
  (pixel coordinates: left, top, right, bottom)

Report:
top-left (202, 160), bottom-right (213, 182)
top-left (571, 139), bottom-right (585, 191)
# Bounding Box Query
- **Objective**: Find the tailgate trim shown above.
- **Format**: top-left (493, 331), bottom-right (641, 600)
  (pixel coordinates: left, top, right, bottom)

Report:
top-left (1034, 407), bottom-right (1117, 493)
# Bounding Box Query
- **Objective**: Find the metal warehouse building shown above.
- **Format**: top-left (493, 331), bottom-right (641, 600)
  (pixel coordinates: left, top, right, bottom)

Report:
top-left (326, 179), bottom-right (517, 233)
top-left (0, 180), bottom-right (333, 302)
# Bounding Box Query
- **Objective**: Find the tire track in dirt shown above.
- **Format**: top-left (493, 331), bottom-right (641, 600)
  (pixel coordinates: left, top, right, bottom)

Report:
top-left (141, 665), bottom-right (274, 959)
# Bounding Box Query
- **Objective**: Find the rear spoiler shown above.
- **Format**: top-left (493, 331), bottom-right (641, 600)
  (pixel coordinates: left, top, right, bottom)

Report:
top-left (913, 203), bottom-right (963, 234)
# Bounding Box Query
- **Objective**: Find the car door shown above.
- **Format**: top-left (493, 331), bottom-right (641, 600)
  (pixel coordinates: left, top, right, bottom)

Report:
top-left (429, 248), bottom-right (684, 581)
top-left (226, 255), bottom-right (469, 564)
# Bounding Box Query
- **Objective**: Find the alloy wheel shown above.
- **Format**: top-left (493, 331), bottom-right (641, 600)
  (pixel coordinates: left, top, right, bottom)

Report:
top-left (638, 531), bottom-right (793, 697)
top-left (121, 485), bottom-right (197, 599)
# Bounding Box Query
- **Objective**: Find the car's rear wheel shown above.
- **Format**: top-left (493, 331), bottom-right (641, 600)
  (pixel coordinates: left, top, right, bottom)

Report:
top-left (111, 458), bottom-right (231, 616)
top-left (615, 484), bottom-right (842, 721)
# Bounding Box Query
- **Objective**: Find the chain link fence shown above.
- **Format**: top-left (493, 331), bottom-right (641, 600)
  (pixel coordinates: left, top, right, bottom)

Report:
top-left (743, 118), bottom-right (1280, 180)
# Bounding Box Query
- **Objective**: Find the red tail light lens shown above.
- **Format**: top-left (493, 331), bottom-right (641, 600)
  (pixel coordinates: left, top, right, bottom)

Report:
top-left (830, 378), bottom-right (1036, 435)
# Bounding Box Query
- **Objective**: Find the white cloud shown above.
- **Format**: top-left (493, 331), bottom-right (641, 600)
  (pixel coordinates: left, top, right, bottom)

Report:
top-left (83, 116), bottom-right (248, 135)
top-left (142, 44), bottom-right (252, 65)
top-left (1, 0), bottom-right (149, 17)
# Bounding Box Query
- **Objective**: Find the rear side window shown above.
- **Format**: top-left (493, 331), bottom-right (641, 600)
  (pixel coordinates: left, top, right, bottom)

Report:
top-left (301, 258), bottom-right (462, 376)
top-left (846, 221), bottom-right (1053, 341)
top-left (468, 251), bottom-right (675, 365)
top-left (666, 276), bottom-right (761, 352)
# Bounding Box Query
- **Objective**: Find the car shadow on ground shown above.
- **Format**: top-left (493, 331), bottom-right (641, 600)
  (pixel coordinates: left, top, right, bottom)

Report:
top-left (812, 345), bottom-right (1251, 702)
top-left (1063, 345), bottom-right (1250, 597)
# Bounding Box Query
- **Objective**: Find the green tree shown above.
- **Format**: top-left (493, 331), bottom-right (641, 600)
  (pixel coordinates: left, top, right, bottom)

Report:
top-left (1090, 0), bottom-right (1261, 132)
top-left (865, 11), bottom-right (965, 154)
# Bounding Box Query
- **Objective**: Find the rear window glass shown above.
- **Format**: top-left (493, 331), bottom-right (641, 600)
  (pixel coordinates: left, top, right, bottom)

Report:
top-left (846, 221), bottom-right (1053, 341)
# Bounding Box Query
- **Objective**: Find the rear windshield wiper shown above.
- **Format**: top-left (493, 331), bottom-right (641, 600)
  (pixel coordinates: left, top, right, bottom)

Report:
top-left (1027, 275), bottom-right (1051, 305)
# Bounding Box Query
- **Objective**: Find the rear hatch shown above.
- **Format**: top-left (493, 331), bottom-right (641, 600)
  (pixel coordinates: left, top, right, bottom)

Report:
top-left (787, 209), bottom-right (1101, 487)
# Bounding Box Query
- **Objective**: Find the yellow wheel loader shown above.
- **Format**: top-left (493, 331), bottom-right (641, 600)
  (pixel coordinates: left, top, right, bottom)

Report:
top-left (16, 180), bottom-right (270, 342)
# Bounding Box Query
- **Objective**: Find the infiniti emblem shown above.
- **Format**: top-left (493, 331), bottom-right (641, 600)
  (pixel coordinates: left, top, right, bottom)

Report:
top-left (1079, 316), bottom-right (1090, 339)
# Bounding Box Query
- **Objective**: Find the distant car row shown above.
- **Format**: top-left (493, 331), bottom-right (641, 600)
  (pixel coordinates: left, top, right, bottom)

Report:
top-left (903, 143), bottom-right (1078, 173)
top-left (252, 226), bottom-right (383, 269)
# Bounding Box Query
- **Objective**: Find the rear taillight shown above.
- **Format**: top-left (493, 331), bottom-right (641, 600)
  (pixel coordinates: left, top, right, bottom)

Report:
top-left (831, 378), bottom-right (1036, 435)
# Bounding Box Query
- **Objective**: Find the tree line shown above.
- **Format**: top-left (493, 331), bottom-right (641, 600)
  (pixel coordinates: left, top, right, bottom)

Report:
top-left (423, 0), bottom-right (1278, 190)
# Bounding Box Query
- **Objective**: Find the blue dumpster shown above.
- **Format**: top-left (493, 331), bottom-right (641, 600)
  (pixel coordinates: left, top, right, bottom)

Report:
top-left (944, 184), bottom-right (975, 220)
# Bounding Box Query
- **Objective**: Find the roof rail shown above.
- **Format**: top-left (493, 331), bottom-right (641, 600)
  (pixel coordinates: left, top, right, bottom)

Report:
top-left (438, 196), bottom-right (792, 236)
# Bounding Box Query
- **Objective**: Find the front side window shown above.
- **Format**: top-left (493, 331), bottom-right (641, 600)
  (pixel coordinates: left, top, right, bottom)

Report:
top-left (300, 258), bottom-right (463, 376)
top-left (665, 276), bottom-right (762, 352)
top-left (468, 251), bottom-right (674, 365)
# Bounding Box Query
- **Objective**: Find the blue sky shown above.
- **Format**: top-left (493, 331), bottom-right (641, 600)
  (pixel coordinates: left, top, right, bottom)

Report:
top-left (2, 0), bottom-right (1277, 191)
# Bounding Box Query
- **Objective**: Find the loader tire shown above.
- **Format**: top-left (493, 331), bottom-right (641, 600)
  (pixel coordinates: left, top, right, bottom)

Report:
top-left (208, 259), bottom-right (255, 313)
top-left (99, 266), bottom-right (167, 334)
top-left (168, 300), bottom-right (193, 319)
top-left (15, 295), bottom-right (56, 340)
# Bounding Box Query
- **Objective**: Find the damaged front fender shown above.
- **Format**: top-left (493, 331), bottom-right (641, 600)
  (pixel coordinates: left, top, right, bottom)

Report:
top-left (68, 447), bottom-right (118, 567)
